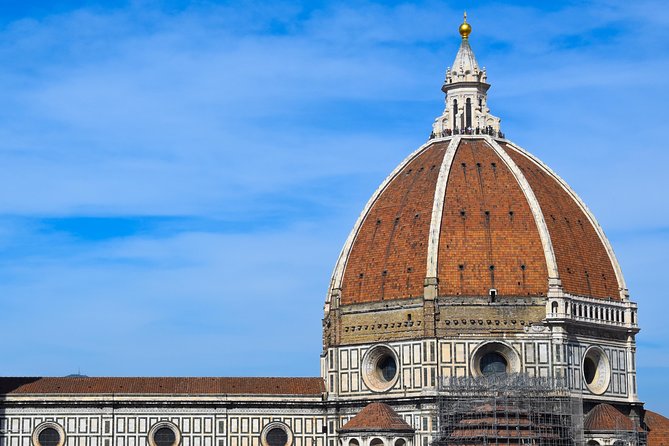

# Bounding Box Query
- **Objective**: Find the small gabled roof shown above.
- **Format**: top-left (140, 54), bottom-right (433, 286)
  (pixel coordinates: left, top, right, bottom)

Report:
top-left (584, 404), bottom-right (638, 432)
top-left (339, 402), bottom-right (414, 433)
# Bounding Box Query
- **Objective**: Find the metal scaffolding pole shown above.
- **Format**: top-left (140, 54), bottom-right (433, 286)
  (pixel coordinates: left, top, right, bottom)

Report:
top-left (432, 375), bottom-right (583, 446)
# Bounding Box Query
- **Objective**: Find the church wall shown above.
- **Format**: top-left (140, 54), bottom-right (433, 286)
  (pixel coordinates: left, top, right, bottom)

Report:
top-left (0, 403), bottom-right (328, 446)
top-left (324, 334), bottom-right (635, 402)
top-left (562, 340), bottom-right (636, 401)
top-left (0, 403), bottom-right (439, 446)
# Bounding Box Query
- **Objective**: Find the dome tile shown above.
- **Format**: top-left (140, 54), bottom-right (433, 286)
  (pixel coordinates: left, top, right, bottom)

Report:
top-left (501, 143), bottom-right (621, 300)
top-left (341, 142), bottom-right (448, 304)
top-left (646, 410), bottom-right (669, 446)
top-left (334, 136), bottom-right (625, 305)
top-left (436, 138), bottom-right (548, 297)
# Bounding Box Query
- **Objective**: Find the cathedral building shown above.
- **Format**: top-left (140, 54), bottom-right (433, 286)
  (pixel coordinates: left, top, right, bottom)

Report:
top-left (2, 14), bottom-right (669, 446)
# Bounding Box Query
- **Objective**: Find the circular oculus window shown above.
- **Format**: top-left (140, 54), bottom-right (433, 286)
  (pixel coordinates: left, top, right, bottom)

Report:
top-left (471, 341), bottom-right (521, 378)
top-left (148, 422), bottom-right (181, 446)
top-left (582, 346), bottom-right (611, 395)
top-left (32, 422), bottom-right (66, 446)
top-left (260, 422), bottom-right (293, 446)
top-left (361, 345), bottom-right (400, 392)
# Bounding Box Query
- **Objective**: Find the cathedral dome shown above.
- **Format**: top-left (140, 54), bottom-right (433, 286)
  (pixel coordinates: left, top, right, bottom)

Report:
top-left (326, 20), bottom-right (627, 309)
top-left (328, 136), bottom-right (626, 306)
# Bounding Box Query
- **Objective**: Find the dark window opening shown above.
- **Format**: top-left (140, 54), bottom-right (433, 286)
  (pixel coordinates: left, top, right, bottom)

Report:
top-left (154, 428), bottom-right (176, 446)
top-left (453, 99), bottom-right (458, 129)
top-left (266, 428), bottom-right (288, 446)
top-left (465, 98), bottom-right (472, 128)
top-left (583, 357), bottom-right (596, 385)
top-left (378, 356), bottom-right (397, 382)
top-left (480, 352), bottom-right (507, 376)
top-left (38, 429), bottom-right (61, 446)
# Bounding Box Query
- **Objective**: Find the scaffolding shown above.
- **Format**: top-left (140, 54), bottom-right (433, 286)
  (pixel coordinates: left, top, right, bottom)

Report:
top-left (619, 421), bottom-right (646, 446)
top-left (433, 375), bottom-right (583, 446)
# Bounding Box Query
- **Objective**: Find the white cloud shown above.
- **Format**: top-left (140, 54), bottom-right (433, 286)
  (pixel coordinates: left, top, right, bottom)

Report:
top-left (0, 0), bottom-right (668, 411)
top-left (0, 224), bottom-right (339, 376)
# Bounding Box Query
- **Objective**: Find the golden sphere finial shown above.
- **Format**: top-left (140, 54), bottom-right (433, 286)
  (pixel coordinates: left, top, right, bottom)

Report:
top-left (459, 11), bottom-right (472, 39)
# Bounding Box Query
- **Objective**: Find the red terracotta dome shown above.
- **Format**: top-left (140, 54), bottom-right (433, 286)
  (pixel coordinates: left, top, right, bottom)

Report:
top-left (328, 136), bottom-right (627, 305)
top-left (584, 403), bottom-right (638, 431)
top-left (645, 410), bottom-right (669, 446)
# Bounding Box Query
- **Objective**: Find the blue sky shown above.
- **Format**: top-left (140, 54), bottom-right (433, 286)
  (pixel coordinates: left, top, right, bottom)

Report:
top-left (0, 0), bottom-right (668, 413)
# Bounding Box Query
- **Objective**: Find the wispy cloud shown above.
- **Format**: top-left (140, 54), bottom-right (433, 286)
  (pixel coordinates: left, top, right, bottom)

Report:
top-left (0, 225), bottom-right (337, 376)
top-left (0, 0), bottom-right (668, 412)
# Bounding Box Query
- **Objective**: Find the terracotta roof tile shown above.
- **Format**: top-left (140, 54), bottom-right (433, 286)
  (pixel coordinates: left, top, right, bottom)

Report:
top-left (438, 139), bottom-right (548, 297)
top-left (339, 402), bottom-right (414, 432)
top-left (502, 143), bottom-right (620, 300)
top-left (584, 404), bottom-right (636, 432)
top-left (341, 142), bottom-right (447, 304)
top-left (646, 410), bottom-right (669, 446)
top-left (336, 137), bottom-right (622, 303)
top-left (0, 377), bottom-right (324, 396)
